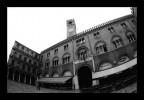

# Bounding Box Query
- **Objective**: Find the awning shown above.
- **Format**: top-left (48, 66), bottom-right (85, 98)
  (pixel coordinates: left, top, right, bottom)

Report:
top-left (36, 77), bottom-right (72, 84)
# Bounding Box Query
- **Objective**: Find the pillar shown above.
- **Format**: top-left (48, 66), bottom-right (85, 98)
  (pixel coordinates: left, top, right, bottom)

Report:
top-left (73, 75), bottom-right (79, 89)
top-left (18, 74), bottom-right (20, 82)
top-left (7, 69), bottom-right (9, 78)
top-left (30, 77), bottom-right (31, 85)
top-left (12, 71), bottom-right (15, 81)
top-left (24, 75), bottom-right (26, 83)
top-left (91, 56), bottom-right (95, 72)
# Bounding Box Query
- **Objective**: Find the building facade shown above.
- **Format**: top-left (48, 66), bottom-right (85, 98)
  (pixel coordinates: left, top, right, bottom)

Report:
top-left (7, 7), bottom-right (137, 91)
top-left (40, 13), bottom-right (137, 89)
top-left (7, 41), bottom-right (42, 85)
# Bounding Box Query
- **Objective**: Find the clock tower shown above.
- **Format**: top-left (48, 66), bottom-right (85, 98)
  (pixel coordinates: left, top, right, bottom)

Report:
top-left (67, 19), bottom-right (76, 38)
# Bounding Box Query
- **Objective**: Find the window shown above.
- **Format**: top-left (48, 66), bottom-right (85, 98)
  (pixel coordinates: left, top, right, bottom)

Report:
top-left (24, 57), bottom-right (27, 62)
top-left (34, 61), bottom-right (37, 66)
top-left (45, 60), bottom-right (50, 68)
top-left (112, 36), bottom-right (123, 48)
top-left (64, 44), bottom-right (68, 50)
top-left (54, 49), bottom-right (58, 54)
top-left (63, 54), bottom-right (70, 64)
top-left (27, 49), bottom-right (29, 53)
top-left (29, 59), bottom-right (32, 64)
top-left (121, 23), bottom-right (127, 28)
top-left (16, 43), bottom-right (20, 49)
top-left (96, 42), bottom-right (108, 54)
top-left (126, 32), bottom-right (136, 42)
top-left (53, 57), bottom-right (58, 66)
top-left (131, 20), bottom-right (136, 24)
top-left (99, 62), bottom-right (113, 71)
top-left (77, 48), bottom-right (87, 60)
top-left (108, 27), bottom-right (115, 33)
top-left (14, 51), bottom-right (17, 56)
top-left (47, 52), bottom-right (50, 57)
top-left (76, 37), bottom-right (85, 45)
top-left (28, 66), bottom-right (30, 72)
top-left (118, 55), bottom-right (129, 65)
top-left (93, 32), bottom-right (100, 38)
top-left (23, 64), bottom-right (25, 70)
top-left (21, 46), bottom-right (24, 50)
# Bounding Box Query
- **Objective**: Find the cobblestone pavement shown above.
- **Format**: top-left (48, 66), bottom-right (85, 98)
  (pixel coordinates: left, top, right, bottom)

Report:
top-left (7, 80), bottom-right (137, 93)
top-left (7, 80), bottom-right (80, 93)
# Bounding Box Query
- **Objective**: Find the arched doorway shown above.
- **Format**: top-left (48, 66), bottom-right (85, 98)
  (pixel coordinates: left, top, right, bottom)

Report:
top-left (14, 70), bottom-right (20, 82)
top-left (8, 68), bottom-right (14, 80)
top-left (77, 66), bottom-right (92, 89)
top-left (20, 73), bottom-right (25, 83)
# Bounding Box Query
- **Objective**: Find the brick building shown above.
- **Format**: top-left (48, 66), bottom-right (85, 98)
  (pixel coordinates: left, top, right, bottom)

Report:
top-left (39, 11), bottom-right (137, 89)
top-left (7, 7), bottom-right (137, 91)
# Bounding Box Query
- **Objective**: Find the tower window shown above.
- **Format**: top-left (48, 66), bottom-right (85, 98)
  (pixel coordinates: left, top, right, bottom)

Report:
top-left (29, 59), bottom-right (32, 64)
top-left (24, 57), bottom-right (27, 62)
top-left (121, 23), bottom-right (127, 28)
top-left (112, 36), bottom-right (124, 48)
top-left (64, 44), bottom-right (68, 51)
top-left (94, 32), bottom-right (101, 38)
top-left (69, 21), bottom-right (72, 25)
top-left (108, 27), bottom-right (115, 33)
top-left (96, 42), bottom-right (108, 54)
top-left (126, 32), bottom-right (136, 42)
top-left (54, 49), bottom-right (58, 54)
top-left (131, 20), bottom-right (136, 24)
top-left (63, 54), bottom-right (70, 64)
top-left (19, 54), bottom-right (22, 59)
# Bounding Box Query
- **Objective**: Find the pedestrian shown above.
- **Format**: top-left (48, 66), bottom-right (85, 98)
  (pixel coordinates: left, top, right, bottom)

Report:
top-left (36, 81), bottom-right (39, 90)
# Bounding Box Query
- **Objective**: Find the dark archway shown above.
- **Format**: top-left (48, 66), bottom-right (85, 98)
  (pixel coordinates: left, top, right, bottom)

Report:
top-left (20, 73), bottom-right (25, 83)
top-left (14, 70), bottom-right (20, 82)
top-left (31, 76), bottom-right (36, 85)
top-left (8, 68), bottom-right (14, 80)
top-left (26, 74), bottom-right (31, 84)
top-left (77, 66), bottom-right (92, 89)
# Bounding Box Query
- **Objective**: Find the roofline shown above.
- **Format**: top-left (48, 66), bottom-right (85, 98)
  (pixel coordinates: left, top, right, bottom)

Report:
top-left (41, 14), bottom-right (135, 54)
top-left (15, 40), bottom-right (40, 55)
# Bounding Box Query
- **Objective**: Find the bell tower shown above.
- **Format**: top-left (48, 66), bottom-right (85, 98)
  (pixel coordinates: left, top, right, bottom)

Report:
top-left (67, 19), bottom-right (76, 38)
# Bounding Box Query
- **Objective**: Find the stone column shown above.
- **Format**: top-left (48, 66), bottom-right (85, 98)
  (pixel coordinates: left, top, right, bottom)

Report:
top-left (18, 74), bottom-right (20, 82)
top-left (12, 71), bottom-right (15, 81)
top-left (24, 75), bottom-right (26, 83)
top-left (91, 56), bottom-right (95, 72)
top-left (73, 75), bottom-right (79, 89)
top-left (30, 77), bottom-right (31, 85)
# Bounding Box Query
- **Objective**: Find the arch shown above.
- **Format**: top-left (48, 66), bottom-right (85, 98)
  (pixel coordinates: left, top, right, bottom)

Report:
top-left (75, 46), bottom-right (89, 56)
top-left (76, 64), bottom-right (93, 75)
top-left (45, 59), bottom-right (50, 68)
top-left (77, 65), bottom-right (92, 89)
top-left (20, 73), bottom-right (25, 83)
top-left (62, 70), bottom-right (72, 77)
top-left (99, 61), bottom-right (113, 71)
top-left (14, 70), bottom-right (20, 82)
top-left (26, 74), bottom-right (31, 84)
top-left (111, 35), bottom-right (124, 47)
top-left (52, 72), bottom-right (59, 77)
top-left (52, 56), bottom-right (59, 66)
top-left (95, 40), bottom-right (108, 54)
top-left (125, 31), bottom-right (136, 42)
top-left (31, 76), bottom-right (36, 85)
top-left (62, 53), bottom-right (71, 64)
top-left (8, 68), bottom-right (14, 80)
top-left (45, 73), bottom-right (49, 78)
top-left (118, 54), bottom-right (130, 65)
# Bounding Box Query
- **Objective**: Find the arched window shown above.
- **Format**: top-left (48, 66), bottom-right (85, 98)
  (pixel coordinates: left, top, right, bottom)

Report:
top-left (96, 42), bottom-right (107, 54)
top-left (63, 71), bottom-right (72, 77)
top-left (112, 36), bottom-right (123, 48)
top-left (126, 32), bottom-right (136, 42)
top-left (52, 72), bottom-right (59, 77)
top-left (99, 62), bottom-right (113, 71)
top-left (63, 53), bottom-right (70, 64)
top-left (53, 57), bottom-right (59, 66)
top-left (118, 55), bottom-right (130, 65)
top-left (45, 59), bottom-right (50, 68)
top-left (77, 48), bottom-right (87, 60)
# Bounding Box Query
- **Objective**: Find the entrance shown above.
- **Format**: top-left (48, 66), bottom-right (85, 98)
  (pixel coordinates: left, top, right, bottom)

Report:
top-left (78, 66), bottom-right (92, 89)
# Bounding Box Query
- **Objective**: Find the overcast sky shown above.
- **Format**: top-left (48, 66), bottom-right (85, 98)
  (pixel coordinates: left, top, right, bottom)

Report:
top-left (7, 7), bottom-right (131, 61)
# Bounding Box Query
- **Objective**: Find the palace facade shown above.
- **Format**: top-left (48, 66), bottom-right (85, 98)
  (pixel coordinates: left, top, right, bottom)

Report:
top-left (7, 7), bottom-right (137, 91)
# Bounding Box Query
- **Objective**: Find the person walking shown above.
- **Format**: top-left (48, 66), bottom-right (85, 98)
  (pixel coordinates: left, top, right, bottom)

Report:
top-left (38, 82), bottom-right (41, 90)
top-left (36, 82), bottom-right (39, 90)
